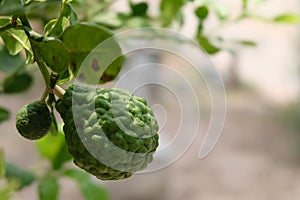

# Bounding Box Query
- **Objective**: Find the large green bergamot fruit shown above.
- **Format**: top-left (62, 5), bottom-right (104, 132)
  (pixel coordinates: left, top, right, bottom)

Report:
top-left (16, 101), bottom-right (52, 140)
top-left (56, 85), bottom-right (159, 180)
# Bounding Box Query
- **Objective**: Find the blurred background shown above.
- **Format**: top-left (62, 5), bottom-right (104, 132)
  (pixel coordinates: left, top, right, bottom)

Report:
top-left (1, 0), bottom-right (300, 199)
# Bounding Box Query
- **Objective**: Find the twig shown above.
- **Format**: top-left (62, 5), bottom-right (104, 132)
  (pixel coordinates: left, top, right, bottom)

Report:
top-left (53, 85), bottom-right (65, 99)
top-left (40, 87), bottom-right (50, 103)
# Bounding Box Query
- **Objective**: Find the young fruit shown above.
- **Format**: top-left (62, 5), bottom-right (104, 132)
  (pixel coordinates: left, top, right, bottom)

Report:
top-left (16, 101), bottom-right (52, 140)
top-left (56, 85), bottom-right (159, 180)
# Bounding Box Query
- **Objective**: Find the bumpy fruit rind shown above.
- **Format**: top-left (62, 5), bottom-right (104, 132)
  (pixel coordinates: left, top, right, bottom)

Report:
top-left (56, 85), bottom-right (159, 180)
top-left (16, 101), bottom-right (52, 140)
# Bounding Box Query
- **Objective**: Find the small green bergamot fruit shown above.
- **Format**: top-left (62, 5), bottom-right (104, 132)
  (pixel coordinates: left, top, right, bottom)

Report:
top-left (16, 101), bottom-right (52, 140)
top-left (56, 85), bottom-right (159, 180)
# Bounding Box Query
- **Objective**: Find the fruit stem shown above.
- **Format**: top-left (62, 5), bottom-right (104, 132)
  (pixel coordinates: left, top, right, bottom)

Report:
top-left (19, 15), bottom-right (51, 87)
top-left (40, 87), bottom-right (50, 103)
top-left (53, 85), bottom-right (65, 99)
top-left (30, 41), bottom-right (51, 86)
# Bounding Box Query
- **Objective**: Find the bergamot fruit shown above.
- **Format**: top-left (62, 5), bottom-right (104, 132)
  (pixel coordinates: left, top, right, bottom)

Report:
top-left (16, 101), bottom-right (52, 140)
top-left (56, 85), bottom-right (159, 180)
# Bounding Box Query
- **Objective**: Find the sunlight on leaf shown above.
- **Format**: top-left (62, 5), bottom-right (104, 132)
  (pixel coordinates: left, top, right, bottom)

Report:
top-left (274, 14), bottom-right (300, 23)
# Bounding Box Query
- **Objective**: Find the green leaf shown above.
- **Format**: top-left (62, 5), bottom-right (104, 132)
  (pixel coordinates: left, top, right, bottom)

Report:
top-left (1, 33), bottom-right (24, 56)
top-left (0, 149), bottom-right (5, 178)
top-left (36, 131), bottom-right (72, 170)
top-left (63, 169), bottom-right (88, 182)
top-left (45, 3), bottom-right (79, 37)
top-left (62, 23), bottom-right (113, 53)
top-left (0, 0), bottom-right (25, 16)
top-left (160, 0), bottom-right (184, 26)
top-left (25, 1), bottom-right (61, 22)
top-left (195, 6), bottom-right (209, 20)
top-left (52, 142), bottom-right (71, 170)
top-left (66, 3), bottom-right (79, 26)
top-left (25, 49), bottom-right (34, 64)
top-left (79, 180), bottom-right (109, 200)
top-left (0, 107), bottom-right (10, 124)
top-left (38, 175), bottom-right (59, 200)
top-left (44, 19), bottom-right (60, 36)
top-left (44, 17), bottom-right (68, 38)
top-left (44, 17), bottom-right (69, 38)
top-left (5, 162), bottom-right (36, 190)
top-left (3, 72), bottom-right (33, 93)
top-left (273, 14), bottom-right (300, 23)
top-left (0, 46), bottom-right (25, 73)
top-left (0, 179), bottom-right (19, 200)
top-left (64, 169), bottom-right (109, 200)
top-left (33, 38), bottom-right (70, 73)
top-left (127, 16), bottom-right (150, 28)
top-left (57, 67), bottom-right (73, 84)
top-left (0, 17), bottom-right (10, 26)
top-left (92, 12), bottom-right (126, 30)
top-left (130, 1), bottom-right (148, 17)
top-left (238, 40), bottom-right (256, 46)
top-left (62, 23), bottom-right (124, 84)
top-left (1, 29), bottom-right (32, 56)
top-left (49, 114), bottom-right (58, 137)
top-left (198, 36), bottom-right (220, 54)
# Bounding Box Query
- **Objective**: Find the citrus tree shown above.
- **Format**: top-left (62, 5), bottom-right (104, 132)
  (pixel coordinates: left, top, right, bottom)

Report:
top-left (0, 0), bottom-right (298, 199)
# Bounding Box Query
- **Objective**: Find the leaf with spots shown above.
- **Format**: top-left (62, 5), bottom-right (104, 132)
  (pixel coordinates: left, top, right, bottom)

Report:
top-left (62, 23), bottom-right (124, 84)
top-left (33, 38), bottom-right (70, 73)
